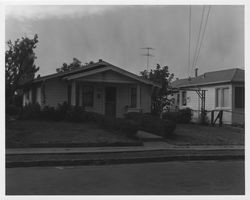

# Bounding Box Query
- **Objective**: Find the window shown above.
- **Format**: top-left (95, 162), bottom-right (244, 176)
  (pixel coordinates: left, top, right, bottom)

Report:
top-left (222, 88), bottom-right (229, 107)
top-left (215, 88), bottom-right (221, 107)
top-left (131, 87), bottom-right (137, 108)
top-left (177, 93), bottom-right (180, 106)
top-left (215, 87), bottom-right (229, 108)
top-left (82, 86), bottom-right (94, 107)
top-left (235, 87), bottom-right (244, 108)
top-left (182, 91), bottom-right (186, 106)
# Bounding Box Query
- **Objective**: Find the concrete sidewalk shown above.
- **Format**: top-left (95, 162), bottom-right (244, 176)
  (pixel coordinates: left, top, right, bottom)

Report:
top-left (6, 142), bottom-right (244, 155)
top-left (6, 140), bottom-right (244, 168)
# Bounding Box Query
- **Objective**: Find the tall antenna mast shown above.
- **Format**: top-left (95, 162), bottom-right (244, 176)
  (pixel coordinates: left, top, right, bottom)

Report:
top-left (141, 47), bottom-right (155, 70)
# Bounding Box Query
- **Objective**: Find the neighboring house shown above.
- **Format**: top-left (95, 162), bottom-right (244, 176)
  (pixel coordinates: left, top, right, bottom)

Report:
top-left (170, 68), bottom-right (244, 125)
top-left (22, 60), bottom-right (161, 118)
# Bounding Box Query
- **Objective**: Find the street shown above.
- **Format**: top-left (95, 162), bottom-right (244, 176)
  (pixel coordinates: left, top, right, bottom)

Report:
top-left (6, 160), bottom-right (244, 195)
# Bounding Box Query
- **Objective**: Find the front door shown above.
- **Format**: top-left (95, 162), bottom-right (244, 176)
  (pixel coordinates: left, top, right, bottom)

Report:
top-left (105, 87), bottom-right (116, 117)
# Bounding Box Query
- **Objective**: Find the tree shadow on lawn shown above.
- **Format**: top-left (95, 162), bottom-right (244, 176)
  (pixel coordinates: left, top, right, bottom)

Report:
top-left (6, 120), bottom-right (141, 148)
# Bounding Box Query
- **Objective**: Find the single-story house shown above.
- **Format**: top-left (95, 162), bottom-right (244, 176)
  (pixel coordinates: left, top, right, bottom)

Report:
top-left (169, 68), bottom-right (244, 125)
top-left (23, 60), bottom-right (161, 118)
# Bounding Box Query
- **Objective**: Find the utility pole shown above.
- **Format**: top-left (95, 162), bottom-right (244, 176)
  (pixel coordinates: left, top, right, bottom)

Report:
top-left (141, 47), bottom-right (154, 71)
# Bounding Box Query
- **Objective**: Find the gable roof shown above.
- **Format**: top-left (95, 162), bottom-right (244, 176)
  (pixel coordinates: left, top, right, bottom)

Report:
top-left (171, 68), bottom-right (244, 88)
top-left (33, 60), bottom-right (161, 88)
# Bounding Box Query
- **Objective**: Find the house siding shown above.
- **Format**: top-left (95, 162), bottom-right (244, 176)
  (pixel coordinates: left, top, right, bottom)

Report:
top-left (44, 78), bottom-right (68, 107)
top-left (175, 83), bottom-right (233, 124)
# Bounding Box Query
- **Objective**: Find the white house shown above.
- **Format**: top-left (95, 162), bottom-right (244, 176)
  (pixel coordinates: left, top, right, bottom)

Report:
top-left (22, 60), bottom-right (161, 118)
top-left (170, 68), bottom-right (244, 125)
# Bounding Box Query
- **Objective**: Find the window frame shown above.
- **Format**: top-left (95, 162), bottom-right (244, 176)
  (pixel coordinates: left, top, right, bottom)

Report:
top-left (215, 87), bottom-right (230, 109)
top-left (182, 91), bottom-right (187, 106)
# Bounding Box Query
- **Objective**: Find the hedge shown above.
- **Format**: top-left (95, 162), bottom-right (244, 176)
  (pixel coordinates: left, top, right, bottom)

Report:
top-left (125, 112), bottom-right (176, 138)
top-left (19, 103), bottom-right (139, 138)
top-left (162, 108), bottom-right (192, 123)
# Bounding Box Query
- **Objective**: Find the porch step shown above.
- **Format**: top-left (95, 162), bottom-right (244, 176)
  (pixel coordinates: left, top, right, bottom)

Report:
top-left (136, 130), bottom-right (164, 142)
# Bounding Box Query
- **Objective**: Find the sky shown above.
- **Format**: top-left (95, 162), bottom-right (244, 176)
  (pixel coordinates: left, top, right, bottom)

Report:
top-left (5, 5), bottom-right (244, 79)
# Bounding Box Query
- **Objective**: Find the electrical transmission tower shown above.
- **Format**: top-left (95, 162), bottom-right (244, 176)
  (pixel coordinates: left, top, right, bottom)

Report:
top-left (141, 47), bottom-right (155, 70)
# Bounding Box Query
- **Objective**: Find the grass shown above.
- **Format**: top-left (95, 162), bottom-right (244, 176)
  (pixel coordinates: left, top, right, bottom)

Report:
top-left (165, 123), bottom-right (244, 146)
top-left (6, 120), bottom-right (141, 148)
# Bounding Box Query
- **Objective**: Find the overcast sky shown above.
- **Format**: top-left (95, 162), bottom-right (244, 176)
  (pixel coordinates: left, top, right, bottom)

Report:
top-left (5, 5), bottom-right (244, 79)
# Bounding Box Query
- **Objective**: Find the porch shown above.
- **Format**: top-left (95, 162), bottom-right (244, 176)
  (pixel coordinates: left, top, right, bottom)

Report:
top-left (68, 80), bottom-right (145, 118)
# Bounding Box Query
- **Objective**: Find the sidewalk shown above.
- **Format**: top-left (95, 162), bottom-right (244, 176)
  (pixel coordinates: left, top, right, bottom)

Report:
top-left (6, 140), bottom-right (244, 168)
top-left (6, 142), bottom-right (244, 155)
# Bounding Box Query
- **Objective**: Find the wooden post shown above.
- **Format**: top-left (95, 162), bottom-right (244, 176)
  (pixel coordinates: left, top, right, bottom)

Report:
top-left (219, 110), bottom-right (223, 127)
top-left (211, 110), bottom-right (214, 125)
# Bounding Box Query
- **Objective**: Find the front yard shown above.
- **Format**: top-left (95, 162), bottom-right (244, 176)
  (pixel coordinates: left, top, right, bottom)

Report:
top-left (6, 120), bottom-right (141, 148)
top-left (165, 123), bottom-right (244, 146)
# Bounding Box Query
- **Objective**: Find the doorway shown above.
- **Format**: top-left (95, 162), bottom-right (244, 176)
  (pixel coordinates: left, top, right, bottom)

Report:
top-left (105, 87), bottom-right (116, 117)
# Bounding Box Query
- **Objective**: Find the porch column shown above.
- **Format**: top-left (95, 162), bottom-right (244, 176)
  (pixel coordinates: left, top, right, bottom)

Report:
top-left (136, 84), bottom-right (141, 109)
top-left (71, 80), bottom-right (76, 106)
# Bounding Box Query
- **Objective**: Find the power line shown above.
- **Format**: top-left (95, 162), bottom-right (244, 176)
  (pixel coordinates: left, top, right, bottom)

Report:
top-left (141, 47), bottom-right (155, 70)
top-left (188, 5), bottom-right (192, 76)
top-left (192, 5), bottom-right (205, 71)
top-left (193, 5), bottom-right (211, 69)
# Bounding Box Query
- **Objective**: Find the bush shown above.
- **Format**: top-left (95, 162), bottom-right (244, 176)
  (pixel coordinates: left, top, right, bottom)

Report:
top-left (162, 108), bottom-right (192, 124)
top-left (125, 112), bottom-right (176, 138)
top-left (6, 104), bottom-right (22, 116)
top-left (20, 103), bottom-right (41, 120)
top-left (114, 118), bottom-right (139, 138)
top-left (17, 103), bottom-right (140, 138)
top-left (198, 109), bottom-right (209, 125)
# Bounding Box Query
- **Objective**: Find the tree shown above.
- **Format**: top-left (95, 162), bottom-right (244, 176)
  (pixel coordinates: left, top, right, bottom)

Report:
top-left (140, 64), bottom-right (174, 115)
top-left (56, 58), bottom-right (83, 73)
top-left (5, 34), bottom-right (39, 105)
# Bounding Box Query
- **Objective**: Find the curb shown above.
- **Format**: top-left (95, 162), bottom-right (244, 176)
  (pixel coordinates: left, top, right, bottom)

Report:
top-left (6, 154), bottom-right (244, 168)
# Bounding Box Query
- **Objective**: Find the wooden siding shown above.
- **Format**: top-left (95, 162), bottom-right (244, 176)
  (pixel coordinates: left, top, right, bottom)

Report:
top-left (44, 78), bottom-right (68, 107)
top-left (173, 84), bottom-right (234, 124)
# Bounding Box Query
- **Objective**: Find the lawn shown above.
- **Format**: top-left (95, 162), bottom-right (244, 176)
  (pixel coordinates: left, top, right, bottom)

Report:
top-left (165, 123), bottom-right (244, 146)
top-left (6, 120), bottom-right (141, 148)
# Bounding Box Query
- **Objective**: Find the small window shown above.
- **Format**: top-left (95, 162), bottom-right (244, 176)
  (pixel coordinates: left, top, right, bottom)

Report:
top-left (182, 91), bottom-right (186, 106)
top-left (235, 87), bottom-right (244, 108)
top-left (216, 87), bottom-right (229, 108)
top-left (131, 88), bottom-right (137, 108)
top-left (82, 86), bottom-right (94, 107)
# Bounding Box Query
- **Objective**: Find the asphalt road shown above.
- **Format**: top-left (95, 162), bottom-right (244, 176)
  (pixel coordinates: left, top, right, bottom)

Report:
top-left (6, 160), bottom-right (244, 195)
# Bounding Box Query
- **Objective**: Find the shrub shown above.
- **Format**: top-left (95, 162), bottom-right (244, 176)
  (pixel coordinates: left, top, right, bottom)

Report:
top-left (125, 112), bottom-right (176, 138)
top-left (178, 108), bottom-right (192, 123)
top-left (66, 106), bottom-right (85, 122)
top-left (40, 106), bottom-right (55, 120)
top-left (17, 103), bottom-right (140, 138)
top-left (114, 118), bottom-right (139, 138)
top-left (162, 108), bottom-right (192, 124)
top-left (20, 103), bottom-right (41, 119)
top-left (198, 109), bottom-right (209, 125)
top-left (6, 104), bottom-right (22, 116)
